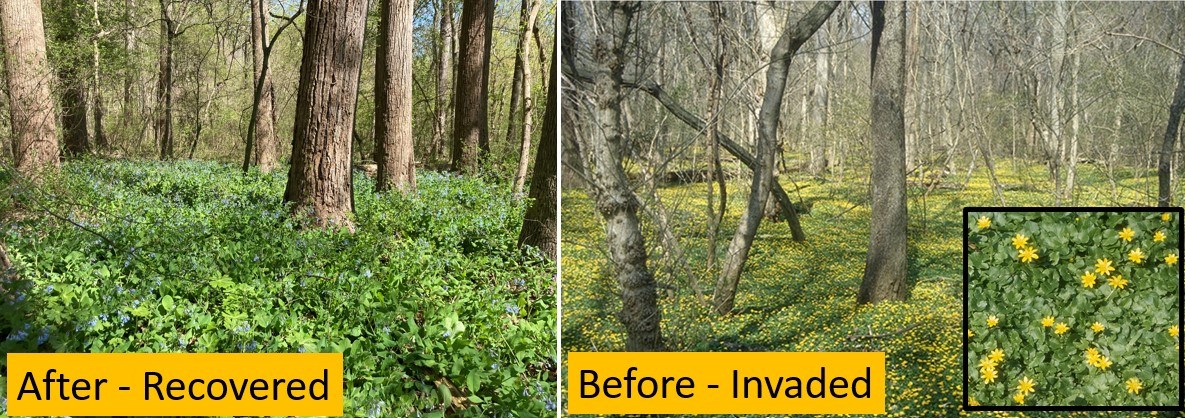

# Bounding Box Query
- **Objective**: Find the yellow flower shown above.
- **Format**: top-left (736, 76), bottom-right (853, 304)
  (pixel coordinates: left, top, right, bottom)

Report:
top-left (968, 396), bottom-right (980, 407)
top-left (1018, 246), bottom-right (1039, 263)
top-left (1013, 392), bottom-right (1025, 405)
top-left (988, 348), bottom-right (1005, 363)
top-left (1054, 323), bottom-right (1069, 335)
top-left (1166, 253), bottom-right (1179, 265)
top-left (1108, 274), bottom-right (1128, 290)
top-left (1119, 227), bottom-right (1135, 241)
top-left (1091, 322), bottom-right (1105, 333)
top-left (978, 356), bottom-right (997, 371)
top-left (987, 315), bottom-right (999, 327)
top-left (1041, 316), bottom-right (1055, 327)
top-left (1163, 212), bottom-right (1172, 222)
top-left (1095, 258), bottom-right (1115, 275)
top-left (1085, 347), bottom-right (1100, 363)
top-left (1129, 248), bottom-right (1146, 264)
top-left (1097, 356), bottom-right (1113, 370)
top-left (968, 329), bottom-right (975, 338)
top-left (1016, 376), bottom-right (1036, 394)
top-left (1154, 230), bottom-right (1166, 242)
top-left (1012, 233), bottom-right (1030, 250)
top-left (1126, 377), bottom-right (1142, 394)
top-left (1170, 325), bottom-right (1179, 337)
top-left (1081, 271), bottom-right (1097, 288)
top-left (977, 216), bottom-right (991, 230)
top-left (981, 367), bottom-right (998, 383)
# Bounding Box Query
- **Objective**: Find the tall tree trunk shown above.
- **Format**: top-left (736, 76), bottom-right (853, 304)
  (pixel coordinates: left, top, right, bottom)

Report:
top-left (431, 0), bottom-right (454, 165)
top-left (375, 0), bottom-right (416, 192)
top-left (91, 0), bottom-right (108, 150)
top-left (155, 1), bottom-right (175, 160)
top-left (283, 0), bottom-right (368, 230)
top-left (856, 0), bottom-right (908, 305)
top-left (503, 0), bottom-right (528, 154)
top-left (808, 24), bottom-right (829, 176)
top-left (1158, 54), bottom-right (1185, 207)
top-left (571, 2), bottom-right (664, 351)
top-left (1064, 47), bottom-right (1080, 201)
top-left (55, 2), bottom-right (89, 157)
top-left (450, 0), bottom-right (493, 174)
top-left (1, 0), bottom-right (59, 176)
top-left (705, 2), bottom-right (727, 276)
top-left (250, 0), bottom-right (278, 172)
top-left (517, 41), bottom-right (556, 260)
top-left (512, 0), bottom-right (541, 196)
top-left (712, 1), bottom-right (838, 315)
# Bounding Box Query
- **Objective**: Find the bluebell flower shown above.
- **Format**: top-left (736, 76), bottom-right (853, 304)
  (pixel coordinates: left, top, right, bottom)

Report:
top-left (10, 330), bottom-right (27, 341)
top-left (505, 304), bottom-right (520, 315)
top-left (298, 346), bottom-right (307, 353)
top-left (14, 293), bottom-right (25, 303)
top-left (442, 331), bottom-right (451, 338)
top-left (244, 342), bottom-right (257, 352)
top-left (132, 299), bottom-right (140, 308)
top-left (491, 363), bottom-right (499, 370)
top-left (87, 318), bottom-right (98, 328)
top-left (99, 313), bottom-right (109, 321)
top-left (119, 314), bottom-right (129, 325)
top-left (45, 284), bottom-right (54, 293)
top-left (253, 255), bottom-right (260, 262)
top-left (363, 269), bottom-right (372, 279)
top-left (179, 336), bottom-right (188, 348)
top-left (513, 279), bottom-right (525, 287)
top-left (544, 397), bottom-right (556, 411)
top-left (36, 328), bottom-right (49, 345)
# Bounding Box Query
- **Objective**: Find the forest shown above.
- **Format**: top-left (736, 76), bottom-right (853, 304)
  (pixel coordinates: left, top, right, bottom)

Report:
top-left (0, 0), bottom-right (558, 415)
top-left (561, 1), bottom-right (1184, 416)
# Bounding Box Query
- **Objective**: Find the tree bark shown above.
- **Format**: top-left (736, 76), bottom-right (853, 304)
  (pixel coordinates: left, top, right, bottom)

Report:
top-left (155, 0), bottom-right (176, 160)
top-left (250, 0), bottom-right (278, 172)
top-left (54, 2), bottom-right (89, 157)
top-left (512, 0), bottom-right (541, 196)
top-left (856, 1), bottom-right (909, 305)
top-left (808, 24), bottom-right (829, 176)
top-left (431, 0), bottom-right (454, 165)
top-left (282, 0), bottom-right (368, 230)
top-left (91, 0), bottom-right (108, 150)
top-left (375, 0), bottom-right (416, 193)
top-left (450, 0), bottom-right (493, 174)
top-left (517, 41), bottom-right (557, 260)
top-left (1, 0), bottom-right (59, 177)
top-left (1158, 54), bottom-right (1185, 207)
top-left (712, 1), bottom-right (838, 315)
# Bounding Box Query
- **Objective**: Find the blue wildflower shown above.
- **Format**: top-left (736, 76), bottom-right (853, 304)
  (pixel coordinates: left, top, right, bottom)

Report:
top-left (505, 304), bottom-right (520, 315)
top-left (36, 328), bottom-right (49, 345)
top-left (442, 331), bottom-right (451, 338)
top-left (363, 268), bottom-right (372, 279)
top-left (45, 284), bottom-right (54, 293)
top-left (10, 330), bottom-right (27, 341)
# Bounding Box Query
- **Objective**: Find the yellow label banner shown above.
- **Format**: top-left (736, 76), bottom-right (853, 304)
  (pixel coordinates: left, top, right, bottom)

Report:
top-left (567, 351), bottom-right (886, 414)
top-left (6, 353), bottom-right (343, 416)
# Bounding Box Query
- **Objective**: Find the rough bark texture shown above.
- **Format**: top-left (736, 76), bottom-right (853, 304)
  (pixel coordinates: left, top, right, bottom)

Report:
top-left (712, 1), bottom-right (838, 315)
top-left (431, 0), bottom-right (454, 165)
top-left (91, 0), bottom-right (108, 151)
top-left (282, 0), bottom-right (368, 230)
top-left (1, 0), bottom-right (59, 176)
top-left (857, 1), bottom-right (909, 305)
top-left (450, 0), bottom-right (493, 174)
top-left (512, 0), bottom-right (541, 196)
top-left (517, 44), bottom-right (557, 260)
top-left (251, 0), bottom-right (278, 172)
top-left (374, 0), bottom-right (416, 193)
top-left (571, 2), bottom-right (664, 351)
top-left (1158, 55), bottom-right (1185, 206)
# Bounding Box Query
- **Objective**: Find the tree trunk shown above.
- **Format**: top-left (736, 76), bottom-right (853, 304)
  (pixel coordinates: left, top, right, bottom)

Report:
top-left (282, 0), bottom-right (368, 230)
top-left (375, 0), bottom-right (416, 193)
top-left (431, 0), bottom-right (454, 165)
top-left (856, 1), bottom-right (909, 305)
top-left (55, 3), bottom-right (89, 157)
top-left (155, 1), bottom-right (175, 160)
top-left (1, 0), bottom-right (59, 177)
top-left (250, 0), bottom-right (278, 172)
top-left (712, 1), bottom-right (838, 315)
top-left (517, 42), bottom-right (556, 260)
top-left (808, 25), bottom-right (829, 176)
top-left (450, 0), bottom-right (493, 174)
top-left (511, 0), bottom-right (541, 197)
top-left (1158, 54), bottom-right (1185, 207)
top-left (91, 0), bottom-right (108, 150)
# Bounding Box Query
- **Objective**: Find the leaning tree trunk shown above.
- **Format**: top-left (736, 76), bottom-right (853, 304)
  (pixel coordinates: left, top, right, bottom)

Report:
top-left (856, 1), bottom-right (909, 305)
top-left (1, 0), bottom-right (59, 177)
top-left (1158, 54), bottom-right (1185, 207)
top-left (250, 0), bottom-right (279, 172)
top-left (450, 0), bottom-right (493, 174)
top-left (282, 0), bottom-right (368, 230)
top-left (712, 0), bottom-right (838, 315)
top-left (517, 41), bottom-right (557, 260)
top-left (374, 0), bottom-right (416, 193)
top-left (571, 2), bottom-right (664, 351)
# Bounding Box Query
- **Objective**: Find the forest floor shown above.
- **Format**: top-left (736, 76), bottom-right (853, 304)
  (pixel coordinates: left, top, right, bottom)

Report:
top-left (0, 159), bottom-right (557, 417)
top-left (561, 160), bottom-right (1177, 417)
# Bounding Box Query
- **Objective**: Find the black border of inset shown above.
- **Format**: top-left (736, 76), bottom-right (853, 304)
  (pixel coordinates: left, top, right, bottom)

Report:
top-left (962, 206), bottom-right (1185, 412)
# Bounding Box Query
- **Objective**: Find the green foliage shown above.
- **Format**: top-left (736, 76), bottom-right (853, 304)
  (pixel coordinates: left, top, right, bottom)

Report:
top-left (0, 159), bottom-right (556, 416)
top-left (967, 211), bottom-right (1181, 407)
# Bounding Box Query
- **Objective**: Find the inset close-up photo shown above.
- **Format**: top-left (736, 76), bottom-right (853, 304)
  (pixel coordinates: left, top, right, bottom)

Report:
top-left (965, 210), bottom-right (1182, 409)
